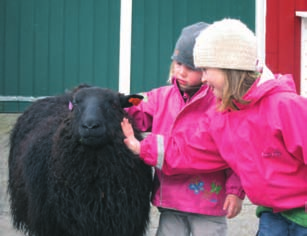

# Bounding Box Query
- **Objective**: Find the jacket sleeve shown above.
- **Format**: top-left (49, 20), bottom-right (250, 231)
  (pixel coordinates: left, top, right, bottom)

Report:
top-left (139, 128), bottom-right (229, 175)
top-left (125, 91), bottom-right (156, 132)
top-left (225, 169), bottom-right (245, 199)
top-left (278, 94), bottom-right (307, 165)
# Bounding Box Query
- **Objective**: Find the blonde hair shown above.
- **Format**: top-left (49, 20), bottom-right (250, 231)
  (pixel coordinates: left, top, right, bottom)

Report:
top-left (167, 61), bottom-right (175, 84)
top-left (218, 69), bottom-right (259, 111)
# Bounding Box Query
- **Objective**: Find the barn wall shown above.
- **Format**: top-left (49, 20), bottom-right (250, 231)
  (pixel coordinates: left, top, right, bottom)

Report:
top-left (266, 0), bottom-right (307, 93)
top-left (0, 0), bottom-right (120, 112)
top-left (0, 0), bottom-right (255, 112)
top-left (130, 0), bottom-right (256, 93)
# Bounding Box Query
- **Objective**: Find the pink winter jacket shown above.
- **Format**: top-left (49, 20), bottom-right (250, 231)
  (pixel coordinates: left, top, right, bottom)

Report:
top-left (157, 73), bottom-right (307, 212)
top-left (126, 80), bottom-right (245, 216)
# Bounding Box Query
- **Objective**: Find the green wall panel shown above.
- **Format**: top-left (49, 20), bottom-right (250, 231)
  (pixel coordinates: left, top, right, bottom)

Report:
top-left (20, 0), bottom-right (35, 98)
top-left (0, 0), bottom-right (255, 112)
top-left (130, 0), bottom-right (255, 93)
top-left (0, 0), bottom-right (120, 112)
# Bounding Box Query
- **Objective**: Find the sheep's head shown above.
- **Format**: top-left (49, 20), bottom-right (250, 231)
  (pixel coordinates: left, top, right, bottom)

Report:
top-left (69, 87), bottom-right (143, 147)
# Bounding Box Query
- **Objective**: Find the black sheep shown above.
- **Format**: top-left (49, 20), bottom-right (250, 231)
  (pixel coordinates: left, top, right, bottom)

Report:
top-left (8, 85), bottom-right (153, 236)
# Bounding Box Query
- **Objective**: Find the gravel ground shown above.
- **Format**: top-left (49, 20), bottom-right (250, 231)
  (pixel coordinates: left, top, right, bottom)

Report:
top-left (0, 113), bottom-right (258, 236)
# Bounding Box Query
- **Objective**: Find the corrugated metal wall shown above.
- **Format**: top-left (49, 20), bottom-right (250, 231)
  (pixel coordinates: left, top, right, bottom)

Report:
top-left (130, 0), bottom-right (255, 93)
top-left (0, 0), bottom-right (255, 112)
top-left (0, 0), bottom-right (120, 112)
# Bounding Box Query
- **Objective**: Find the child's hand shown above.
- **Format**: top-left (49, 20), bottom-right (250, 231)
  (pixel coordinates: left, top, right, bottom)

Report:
top-left (223, 194), bottom-right (243, 219)
top-left (121, 118), bottom-right (141, 155)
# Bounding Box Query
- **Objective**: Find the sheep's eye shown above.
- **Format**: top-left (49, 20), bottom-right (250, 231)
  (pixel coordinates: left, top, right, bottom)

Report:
top-left (71, 99), bottom-right (81, 111)
top-left (73, 97), bottom-right (82, 105)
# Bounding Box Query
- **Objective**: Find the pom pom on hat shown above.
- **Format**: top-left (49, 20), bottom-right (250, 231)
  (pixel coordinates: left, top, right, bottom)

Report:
top-left (193, 18), bottom-right (258, 71)
top-left (171, 22), bottom-right (209, 69)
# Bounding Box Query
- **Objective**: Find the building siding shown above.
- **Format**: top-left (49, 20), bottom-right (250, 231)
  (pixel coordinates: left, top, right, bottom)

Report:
top-left (0, 0), bottom-right (120, 112)
top-left (0, 0), bottom-right (255, 112)
top-left (266, 0), bottom-right (307, 93)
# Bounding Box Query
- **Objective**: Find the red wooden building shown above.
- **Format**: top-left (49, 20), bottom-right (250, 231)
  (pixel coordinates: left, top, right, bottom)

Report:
top-left (266, 0), bottom-right (307, 96)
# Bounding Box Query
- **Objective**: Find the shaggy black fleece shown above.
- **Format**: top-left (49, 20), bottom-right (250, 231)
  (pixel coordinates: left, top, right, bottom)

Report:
top-left (8, 85), bottom-right (153, 236)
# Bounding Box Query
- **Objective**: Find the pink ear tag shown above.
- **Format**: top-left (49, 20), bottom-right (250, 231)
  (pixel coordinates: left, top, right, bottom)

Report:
top-left (69, 101), bottom-right (73, 110)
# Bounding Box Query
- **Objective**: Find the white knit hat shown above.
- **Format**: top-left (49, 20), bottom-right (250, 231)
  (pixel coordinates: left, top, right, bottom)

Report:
top-left (193, 18), bottom-right (258, 71)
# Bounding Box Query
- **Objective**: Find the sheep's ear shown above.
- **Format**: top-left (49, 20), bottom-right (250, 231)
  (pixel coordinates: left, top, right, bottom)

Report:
top-left (120, 94), bottom-right (144, 108)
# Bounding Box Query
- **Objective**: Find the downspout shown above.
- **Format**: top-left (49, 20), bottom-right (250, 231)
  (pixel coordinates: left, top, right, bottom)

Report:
top-left (256, 0), bottom-right (266, 66)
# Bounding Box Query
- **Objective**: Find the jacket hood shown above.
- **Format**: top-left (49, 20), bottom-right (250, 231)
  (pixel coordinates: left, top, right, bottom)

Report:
top-left (235, 68), bottom-right (296, 110)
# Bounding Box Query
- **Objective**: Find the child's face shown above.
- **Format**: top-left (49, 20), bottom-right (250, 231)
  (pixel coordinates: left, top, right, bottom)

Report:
top-left (201, 68), bottom-right (226, 99)
top-left (173, 61), bottom-right (202, 91)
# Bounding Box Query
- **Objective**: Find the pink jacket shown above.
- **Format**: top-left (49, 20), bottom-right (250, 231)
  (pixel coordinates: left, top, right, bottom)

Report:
top-left (126, 80), bottom-right (244, 216)
top-left (156, 73), bottom-right (307, 212)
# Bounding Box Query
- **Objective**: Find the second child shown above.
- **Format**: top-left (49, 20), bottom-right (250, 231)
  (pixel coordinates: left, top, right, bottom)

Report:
top-left (124, 22), bottom-right (244, 236)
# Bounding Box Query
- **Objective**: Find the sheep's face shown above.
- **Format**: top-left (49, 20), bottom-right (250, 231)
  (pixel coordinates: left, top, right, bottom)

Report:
top-left (70, 87), bottom-right (142, 147)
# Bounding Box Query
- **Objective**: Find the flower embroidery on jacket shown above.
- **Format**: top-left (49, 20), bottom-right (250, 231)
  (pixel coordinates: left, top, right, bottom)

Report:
top-left (210, 182), bottom-right (222, 194)
top-left (202, 181), bottom-right (223, 203)
top-left (189, 180), bottom-right (204, 194)
top-left (188, 178), bottom-right (223, 203)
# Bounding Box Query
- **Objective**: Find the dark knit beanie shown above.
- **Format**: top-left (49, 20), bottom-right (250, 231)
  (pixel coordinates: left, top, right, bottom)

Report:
top-left (171, 22), bottom-right (209, 69)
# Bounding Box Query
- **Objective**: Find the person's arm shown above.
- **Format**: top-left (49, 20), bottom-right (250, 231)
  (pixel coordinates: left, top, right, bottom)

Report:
top-left (125, 91), bottom-right (157, 132)
top-left (121, 118), bottom-right (229, 174)
top-left (278, 94), bottom-right (307, 165)
top-left (222, 169), bottom-right (245, 219)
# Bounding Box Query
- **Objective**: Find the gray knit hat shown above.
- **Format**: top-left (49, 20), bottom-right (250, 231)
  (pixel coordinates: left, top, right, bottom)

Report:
top-left (194, 19), bottom-right (258, 71)
top-left (171, 22), bottom-right (209, 69)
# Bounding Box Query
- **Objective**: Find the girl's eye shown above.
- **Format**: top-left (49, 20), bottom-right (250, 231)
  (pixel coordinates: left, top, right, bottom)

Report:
top-left (174, 61), bottom-right (182, 66)
top-left (201, 68), bottom-right (207, 73)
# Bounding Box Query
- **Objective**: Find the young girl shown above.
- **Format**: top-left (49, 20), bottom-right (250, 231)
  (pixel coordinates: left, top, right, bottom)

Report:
top-left (122, 19), bottom-right (307, 235)
top-left (192, 18), bottom-right (307, 236)
top-left (124, 22), bottom-right (244, 236)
